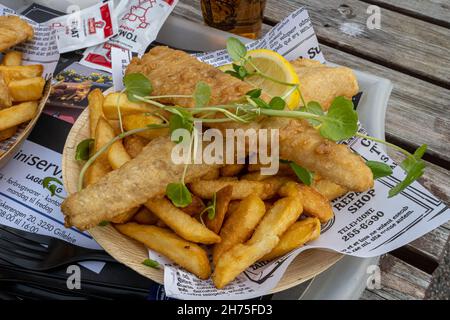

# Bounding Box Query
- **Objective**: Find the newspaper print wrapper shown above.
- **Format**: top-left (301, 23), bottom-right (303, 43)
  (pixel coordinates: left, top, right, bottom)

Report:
top-left (0, 5), bottom-right (59, 155)
top-left (143, 7), bottom-right (450, 300)
top-left (80, 0), bottom-right (178, 72)
top-left (46, 1), bottom-right (118, 54)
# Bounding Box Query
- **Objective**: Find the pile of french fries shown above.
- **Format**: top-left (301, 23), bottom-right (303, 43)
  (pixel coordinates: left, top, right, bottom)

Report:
top-left (0, 51), bottom-right (45, 146)
top-left (88, 90), bottom-right (348, 289)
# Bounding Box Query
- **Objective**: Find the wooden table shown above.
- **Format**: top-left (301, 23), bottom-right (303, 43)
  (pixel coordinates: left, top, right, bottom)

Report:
top-left (174, 0), bottom-right (450, 300)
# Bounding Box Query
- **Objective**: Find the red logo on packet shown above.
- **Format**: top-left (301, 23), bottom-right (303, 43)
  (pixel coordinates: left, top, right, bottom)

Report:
top-left (122, 0), bottom-right (157, 29)
top-left (88, 18), bottom-right (96, 34)
top-left (100, 3), bottom-right (114, 38)
top-left (88, 18), bottom-right (106, 34)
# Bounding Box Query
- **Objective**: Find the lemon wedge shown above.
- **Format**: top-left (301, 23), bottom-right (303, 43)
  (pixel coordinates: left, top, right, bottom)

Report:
top-left (219, 49), bottom-right (300, 109)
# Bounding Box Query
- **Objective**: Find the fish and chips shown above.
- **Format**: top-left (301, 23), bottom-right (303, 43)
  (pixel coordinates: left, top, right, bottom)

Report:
top-left (59, 41), bottom-right (380, 289)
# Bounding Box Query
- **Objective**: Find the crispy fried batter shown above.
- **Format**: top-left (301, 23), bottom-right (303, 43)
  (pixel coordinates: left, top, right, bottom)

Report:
top-left (0, 16), bottom-right (34, 52)
top-left (291, 58), bottom-right (359, 110)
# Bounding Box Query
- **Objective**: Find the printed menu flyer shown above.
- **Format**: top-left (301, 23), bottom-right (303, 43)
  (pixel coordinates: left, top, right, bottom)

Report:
top-left (0, 115), bottom-right (105, 273)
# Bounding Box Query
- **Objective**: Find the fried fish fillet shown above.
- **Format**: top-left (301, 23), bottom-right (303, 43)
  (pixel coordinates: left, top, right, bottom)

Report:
top-left (291, 58), bottom-right (359, 110)
top-left (0, 16), bottom-right (34, 52)
top-left (62, 136), bottom-right (222, 230)
top-left (126, 46), bottom-right (256, 107)
top-left (62, 46), bottom-right (372, 229)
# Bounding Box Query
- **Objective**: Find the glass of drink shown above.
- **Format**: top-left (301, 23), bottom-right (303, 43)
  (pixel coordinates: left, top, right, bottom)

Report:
top-left (201, 0), bottom-right (266, 39)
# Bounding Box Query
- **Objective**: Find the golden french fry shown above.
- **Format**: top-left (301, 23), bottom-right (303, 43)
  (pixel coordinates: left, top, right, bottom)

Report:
top-left (312, 178), bottom-right (348, 200)
top-left (0, 73), bottom-right (12, 108)
top-left (0, 101), bottom-right (37, 131)
top-left (261, 217), bottom-right (321, 261)
top-left (0, 65), bottom-right (43, 83)
top-left (278, 181), bottom-right (334, 223)
top-left (108, 140), bottom-right (131, 170)
top-left (115, 223), bottom-right (211, 279)
top-left (201, 167), bottom-right (220, 180)
top-left (88, 89), bottom-right (104, 138)
top-left (103, 92), bottom-right (156, 119)
top-left (8, 77), bottom-right (45, 102)
top-left (110, 207), bottom-right (139, 224)
top-left (226, 200), bottom-right (240, 216)
top-left (123, 113), bottom-right (169, 140)
top-left (133, 206), bottom-right (159, 225)
top-left (180, 195), bottom-right (205, 216)
top-left (145, 197), bottom-right (221, 244)
top-left (212, 196), bottom-right (303, 289)
top-left (123, 134), bottom-right (149, 158)
top-left (84, 117), bottom-right (115, 186)
top-left (212, 194), bottom-right (265, 266)
top-left (205, 185), bottom-right (233, 234)
top-left (189, 176), bottom-right (292, 200)
top-left (0, 126), bottom-right (17, 141)
top-left (220, 164), bottom-right (245, 177)
top-left (1, 51), bottom-right (22, 66)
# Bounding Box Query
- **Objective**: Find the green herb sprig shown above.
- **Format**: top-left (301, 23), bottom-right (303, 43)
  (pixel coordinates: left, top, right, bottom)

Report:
top-left (199, 192), bottom-right (217, 226)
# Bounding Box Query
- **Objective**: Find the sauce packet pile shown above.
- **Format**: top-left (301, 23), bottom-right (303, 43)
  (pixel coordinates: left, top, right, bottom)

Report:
top-left (47, 1), bottom-right (117, 54)
top-left (80, 0), bottom-right (178, 72)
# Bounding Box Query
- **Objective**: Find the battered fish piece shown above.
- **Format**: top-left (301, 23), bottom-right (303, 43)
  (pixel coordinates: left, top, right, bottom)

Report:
top-left (62, 136), bottom-right (222, 230)
top-left (263, 117), bottom-right (373, 192)
top-left (291, 58), bottom-right (359, 110)
top-left (126, 46), bottom-right (257, 107)
top-left (0, 16), bottom-right (34, 52)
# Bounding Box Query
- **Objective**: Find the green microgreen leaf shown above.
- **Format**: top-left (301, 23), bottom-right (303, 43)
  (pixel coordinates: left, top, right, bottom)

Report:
top-left (289, 162), bottom-right (314, 186)
top-left (166, 183), bottom-right (192, 208)
top-left (193, 81), bottom-right (211, 107)
top-left (207, 192), bottom-right (217, 220)
top-left (226, 37), bottom-right (247, 62)
top-left (169, 110), bottom-right (193, 143)
top-left (366, 161), bottom-right (393, 179)
top-left (246, 88), bottom-right (261, 98)
top-left (224, 70), bottom-right (243, 80)
top-left (269, 97), bottom-right (286, 110)
top-left (400, 144), bottom-right (427, 172)
top-left (251, 97), bottom-right (270, 109)
top-left (300, 101), bottom-right (324, 126)
top-left (319, 96), bottom-right (358, 141)
top-left (389, 160), bottom-right (426, 198)
top-left (98, 220), bottom-right (109, 226)
top-left (75, 138), bottom-right (94, 161)
top-left (142, 258), bottom-right (160, 269)
top-left (238, 66), bottom-right (248, 78)
top-left (123, 73), bottom-right (152, 102)
top-left (232, 63), bottom-right (240, 72)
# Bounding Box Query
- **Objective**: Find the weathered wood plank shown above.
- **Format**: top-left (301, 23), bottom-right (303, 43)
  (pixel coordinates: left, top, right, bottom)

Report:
top-left (425, 237), bottom-right (450, 299)
top-left (320, 45), bottom-right (450, 165)
top-left (360, 0), bottom-right (450, 28)
top-left (360, 289), bottom-right (385, 300)
top-left (263, 0), bottom-right (450, 87)
top-left (375, 254), bottom-right (431, 299)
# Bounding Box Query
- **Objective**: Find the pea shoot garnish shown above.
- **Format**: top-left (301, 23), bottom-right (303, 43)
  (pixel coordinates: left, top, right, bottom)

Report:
top-left (199, 192), bottom-right (217, 226)
top-left (142, 258), bottom-right (160, 269)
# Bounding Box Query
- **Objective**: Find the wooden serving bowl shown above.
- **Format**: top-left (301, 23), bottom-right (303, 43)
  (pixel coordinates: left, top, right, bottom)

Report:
top-left (0, 80), bottom-right (52, 169)
top-left (62, 107), bottom-right (343, 294)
